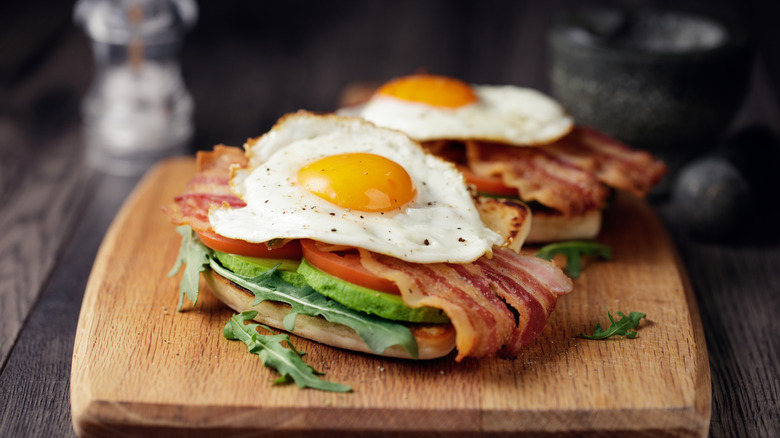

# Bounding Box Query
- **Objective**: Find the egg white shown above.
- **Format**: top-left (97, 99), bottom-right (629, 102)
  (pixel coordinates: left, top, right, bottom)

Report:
top-left (209, 112), bottom-right (505, 263)
top-left (356, 85), bottom-right (573, 145)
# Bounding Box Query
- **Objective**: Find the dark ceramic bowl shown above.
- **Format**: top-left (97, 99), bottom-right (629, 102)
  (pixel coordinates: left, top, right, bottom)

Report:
top-left (548, 5), bottom-right (753, 177)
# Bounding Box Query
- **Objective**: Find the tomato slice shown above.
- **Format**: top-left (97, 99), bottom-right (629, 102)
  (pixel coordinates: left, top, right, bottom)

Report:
top-left (300, 239), bottom-right (400, 295)
top-left (197, 231), bottom-right (302, 259)
top-left (459, 166), bottom-right (518, 197)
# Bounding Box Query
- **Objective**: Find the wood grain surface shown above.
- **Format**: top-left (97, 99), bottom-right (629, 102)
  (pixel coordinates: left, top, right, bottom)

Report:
top-left (0, 128), bottom-right (86, 365)
top-left (71, 158), bottom-right (710, 437)
top-left (0, 21), bottom-right (93, 367)
top-left (0, 79), bottom-right (92, 369)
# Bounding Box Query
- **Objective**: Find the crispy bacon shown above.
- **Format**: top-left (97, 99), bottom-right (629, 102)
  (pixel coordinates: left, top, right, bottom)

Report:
top-left (162, 145), bottom-right (247, 231)
top-left (359, 247), bottom-right (572, 361)
top-left (428, 126), bottom-right (666, 217)
top-left (466, 141), bottom-right (610, 217)
top-left (544, 126), bottom-right (667, 197)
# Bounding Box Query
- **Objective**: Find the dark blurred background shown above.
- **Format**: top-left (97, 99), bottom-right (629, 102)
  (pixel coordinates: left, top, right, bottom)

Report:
top-left (2, 0), bottom-right (778, 149)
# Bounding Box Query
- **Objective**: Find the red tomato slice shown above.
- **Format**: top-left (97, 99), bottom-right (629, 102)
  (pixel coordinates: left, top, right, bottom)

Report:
top-left (197, 231), bottom-right (302, 259)
top-left (300, 239), bottom-right (400, 295)
top-left (459, 166), bottom-right (518, 197)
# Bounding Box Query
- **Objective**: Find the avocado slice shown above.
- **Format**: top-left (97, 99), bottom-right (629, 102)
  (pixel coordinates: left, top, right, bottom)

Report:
top-left (297, 259), bottom-right (449, 324)
top-left (212, 251), bottom-right (307, 287)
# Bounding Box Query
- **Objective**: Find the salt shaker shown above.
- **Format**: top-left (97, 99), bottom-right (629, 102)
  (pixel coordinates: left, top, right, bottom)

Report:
top-left (74, 0), bottom-right (197, 175)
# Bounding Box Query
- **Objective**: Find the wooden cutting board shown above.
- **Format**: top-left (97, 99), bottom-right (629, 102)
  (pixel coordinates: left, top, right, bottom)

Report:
top-left (70, 157), bottom-right (711, 437)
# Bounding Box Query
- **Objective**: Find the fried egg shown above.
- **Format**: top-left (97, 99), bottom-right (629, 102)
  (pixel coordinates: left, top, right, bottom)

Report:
top-left (209, 112), bottom-right (505, 263)
top-left (355, 74), bottom-right (573, 145)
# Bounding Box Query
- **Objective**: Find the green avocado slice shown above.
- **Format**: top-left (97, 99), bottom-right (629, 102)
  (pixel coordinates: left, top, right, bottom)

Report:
top-left (297, 259), bottom-right (449, 324)
top-left (212, 251), bottom-right (307, 287)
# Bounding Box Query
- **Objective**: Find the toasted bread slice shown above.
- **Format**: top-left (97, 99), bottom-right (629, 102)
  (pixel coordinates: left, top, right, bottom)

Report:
top-left (203, 270), bottom-right (457, 360)
top-left (525, 208), bottom-right (601, 244)
top-left (474, 195), bottom-right (532, 252)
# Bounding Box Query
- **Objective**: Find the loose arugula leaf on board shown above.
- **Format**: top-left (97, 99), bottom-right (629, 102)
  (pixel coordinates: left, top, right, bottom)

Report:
top-left (168, 225), bottom-right (212, 310)
top-left (210, 260), bottom-right (419, 358)
top-left (535, 240), bottom-right (612, 278)
top-left (224, 311), bottom-right (351, 392)
top-left (579, 309), bottom-right (646, 340)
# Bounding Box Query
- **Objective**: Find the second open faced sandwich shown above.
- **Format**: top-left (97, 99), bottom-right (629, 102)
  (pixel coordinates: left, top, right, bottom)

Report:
top-left (351, 74), bottom-right (668, 243)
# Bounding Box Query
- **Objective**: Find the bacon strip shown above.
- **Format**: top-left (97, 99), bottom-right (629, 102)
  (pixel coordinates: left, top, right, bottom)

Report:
top-left (162, 145), bottom-right (247, 231)
top-left (466, 141), bottom-right (610, 217)
top-left (544, 126), bottom-right (667, 197)
top-left (359, 247), bottom-right (572, 361)
top-left (461, 126), bottom-right (666, 216)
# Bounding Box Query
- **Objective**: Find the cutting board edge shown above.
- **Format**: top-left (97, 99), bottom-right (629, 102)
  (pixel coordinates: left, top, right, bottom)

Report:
top-left (72, 399), bottom-right (712, 437)
top-left (667, 234), bottom-right (712, 437)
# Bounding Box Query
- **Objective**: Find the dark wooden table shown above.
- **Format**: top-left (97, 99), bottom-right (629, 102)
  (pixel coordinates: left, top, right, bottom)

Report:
top-left (1, 1), bottom-right (778, 436)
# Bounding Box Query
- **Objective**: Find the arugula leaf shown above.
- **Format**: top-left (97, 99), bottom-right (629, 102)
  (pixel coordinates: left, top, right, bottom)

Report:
top-left (224, 311), bottom-right (351, 392)
top-left (167, 225), bottom-right (418, 357)
top-left (168, 225), bottom-right (211, 310)
top-left (535, 240), bottom-right (612, 278)
top-left (210, 260), bottom-right (419, 358)
top-left (166, 227), bottom-right (359, 390)
top-left (579, 309), bottom-right (646, 340)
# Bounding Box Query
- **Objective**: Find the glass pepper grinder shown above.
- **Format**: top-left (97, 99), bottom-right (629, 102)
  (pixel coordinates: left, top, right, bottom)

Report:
top-left (74, 0), bottom-right (197, 175)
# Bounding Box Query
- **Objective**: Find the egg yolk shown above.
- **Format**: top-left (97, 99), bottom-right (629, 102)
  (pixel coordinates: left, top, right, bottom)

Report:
top-left (297, 153), bottom-right (416, 212)
top-left (376, 74), bottom-right (478, 108)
